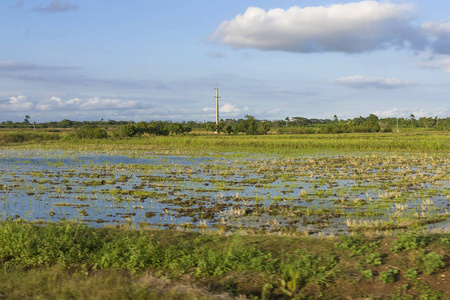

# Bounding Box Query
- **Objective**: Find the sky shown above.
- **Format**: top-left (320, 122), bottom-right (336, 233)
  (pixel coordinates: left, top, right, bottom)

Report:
top-left (1, 0), bottom-right (450, 123)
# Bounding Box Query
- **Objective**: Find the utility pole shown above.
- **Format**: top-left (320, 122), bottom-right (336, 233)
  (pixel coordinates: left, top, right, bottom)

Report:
top-left (215, 85), bottom-right (220, 134)
top-left (215, 86), bottom-right (219, 127)
top-left (396, 114), bottom-right (399, 133)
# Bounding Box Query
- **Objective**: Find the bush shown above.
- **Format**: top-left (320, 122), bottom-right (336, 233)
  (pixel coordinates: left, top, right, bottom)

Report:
top-left (76, 126), bottom-right (108, 139)
top-left (147, 121), bottom-right (170, 136)
top-left (0, 133), bottom-right (61, 143)
top-left (115, 124), bottom-right (137, 138)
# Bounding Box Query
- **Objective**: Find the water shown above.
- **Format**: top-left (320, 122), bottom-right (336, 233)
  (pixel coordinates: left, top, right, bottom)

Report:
top-left (0, 150), bottom-right (449, 235)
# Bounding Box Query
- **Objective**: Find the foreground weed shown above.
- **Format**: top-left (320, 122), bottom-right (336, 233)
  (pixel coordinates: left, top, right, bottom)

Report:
top-left (365, 252), bottom-right (383, 266)
top-left (391, 284), bottom-right (414, 300)
top-left (420, 251), bottom-right (445, 275)
top-left (404, 268), bottom-right (418, 280)
top-left (412, 280), bottom-right (444, 300)
top-left (0, 221), bottom-right (101, 268)
top-left (336, 234), bottom-right (380, 257)
top-left (360, 268), bottom-right (374, 279)
top-left (379, 269), bottom-right (399, 283)
top-left (391, 232), bottom-right (428, 253)
top-left (279, 251), bottom-right (337, 297)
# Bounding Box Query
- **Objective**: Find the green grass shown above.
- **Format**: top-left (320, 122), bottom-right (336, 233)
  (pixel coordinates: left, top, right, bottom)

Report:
top-left (1, 130), bottom-right (449, 154)
top-left (0, 221), bottom-right (449, 299)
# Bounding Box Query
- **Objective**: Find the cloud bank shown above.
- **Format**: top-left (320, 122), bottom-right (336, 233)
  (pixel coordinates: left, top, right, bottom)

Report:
top-left (209, 1), bottom-right (424, 53)
top-left (202, 103), bottom-right (249, 117)
top-left (0, 95), bottom-right (33, 112)
top-left (36, 96), bottom-right (137, 111)
top-left (335, 75), bottom-right (416, 89)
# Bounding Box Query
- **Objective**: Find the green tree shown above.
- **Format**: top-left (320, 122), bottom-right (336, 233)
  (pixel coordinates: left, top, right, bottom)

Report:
top-left (244, 115), bottom-right (258, 135)
top-left (59, 119), bottom-right (73, 128)
top-left (410, 114), bottom-right (416, 127)
top-left (169, 123), bottom-right (184, 135)
top-left (225, 125), bottom-right (233, 135)
top-left (259, 121), bottom-right (271, 134)
top-left (23, 115), bottom-right (31, 125)
top-left (115, 124), bottom-right (137, 137)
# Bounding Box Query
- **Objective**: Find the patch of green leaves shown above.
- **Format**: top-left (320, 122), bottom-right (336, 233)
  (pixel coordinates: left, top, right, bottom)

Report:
top-left (280, 251), bottom-right (338, 296)
top-left (390, 232), bottom-right (428, 253)
top-left (379, 269), bottom-right (399, 283)
top-left (420, 251), bottom-right (445, 275)
top-left (404, 268), bottom-right (418, 280)
top-left (365, 252), bottom-right (383, 266)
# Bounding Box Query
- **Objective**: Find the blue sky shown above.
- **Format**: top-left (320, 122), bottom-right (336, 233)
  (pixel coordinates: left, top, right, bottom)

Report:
top-left (1, 0), bottom-right (450, 122)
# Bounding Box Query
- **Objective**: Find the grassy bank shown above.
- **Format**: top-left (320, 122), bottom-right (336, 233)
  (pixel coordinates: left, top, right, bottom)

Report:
top-left (1, 130), bottom-right (450, 154)
top-left (1, 221), bottom-right (449, 299)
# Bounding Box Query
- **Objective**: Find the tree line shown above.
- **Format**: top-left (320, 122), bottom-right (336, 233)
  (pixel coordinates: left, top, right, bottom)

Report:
top-left (1, 114), bottom-right (449, 137)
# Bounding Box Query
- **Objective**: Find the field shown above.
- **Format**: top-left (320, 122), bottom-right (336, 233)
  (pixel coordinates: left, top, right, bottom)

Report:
top-left (1, 130), bottom-right (449, 299)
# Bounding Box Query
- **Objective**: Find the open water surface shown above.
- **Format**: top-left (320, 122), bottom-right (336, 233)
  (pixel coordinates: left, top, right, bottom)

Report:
top-left (1, 150), bottom-right (449, 235)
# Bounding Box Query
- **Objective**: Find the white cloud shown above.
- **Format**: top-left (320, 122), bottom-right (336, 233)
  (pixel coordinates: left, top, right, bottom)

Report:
top-left (36, 96), bottom-right (136, 111)
top-left (0, 95), bottom-right (33, 112)
top-left (202, 103), bottom-right (249, 117)
top-left (335, 74), bottom-right (416, 89)
top-left (79, 97), bottom-right (137, 110)
top-left (221, 103), bottom-right (242, 113)
top-left (372, 108), bottom-right (432, 118)
top-left (36, 96), bottom-right (66, 111)
top-left (372, 107), bottom-right (405, 118)
top-left (209, 1), bottom-right (423, 53)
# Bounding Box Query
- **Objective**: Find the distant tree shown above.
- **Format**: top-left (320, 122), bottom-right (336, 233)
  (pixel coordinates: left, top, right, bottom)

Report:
top-left (225, 125), bottom-right (233, 135)
top-left (115, 124), bottom-right (137, 137)
top-left (215, 121), bottom-right (225, 133)
top-left (135, 121), bottom-right (149, 135)
top-left (259, 121), bottom-right (271, 134)
top-left (23, 115), bottom-right (30, 125)
top-left (148, 121), bottom-right (170, 136)
top-left (59, 119), bottom-right (73, 128)
top-left (410, 114), bottom-right (416, 127)
top-left (244, 115), bottom-right (258, 135)
top-left (169, 123), bottom-right (184, 135)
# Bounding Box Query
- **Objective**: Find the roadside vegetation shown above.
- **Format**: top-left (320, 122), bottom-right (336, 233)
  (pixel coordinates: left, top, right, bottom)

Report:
top-left (0, 221), bottom-right (449, 299)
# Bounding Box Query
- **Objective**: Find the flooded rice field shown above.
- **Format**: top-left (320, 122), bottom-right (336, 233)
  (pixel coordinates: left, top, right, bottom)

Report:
top-left (1, 150), bottom-right (449, 235)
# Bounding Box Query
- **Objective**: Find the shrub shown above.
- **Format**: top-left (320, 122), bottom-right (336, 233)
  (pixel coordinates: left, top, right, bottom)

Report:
top-left (115, 124), bottom-right (137, 138)
top-left (76, 126), bottom-right (108, 139)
